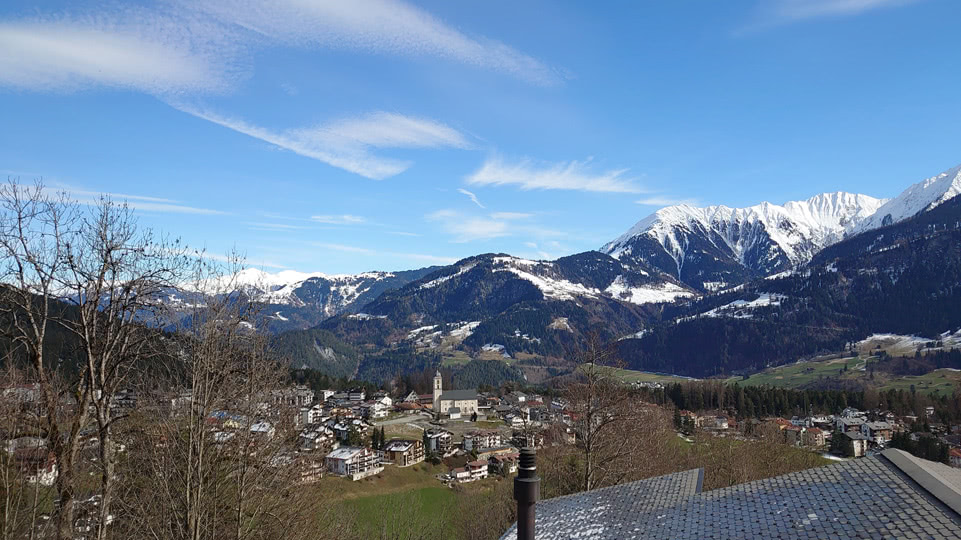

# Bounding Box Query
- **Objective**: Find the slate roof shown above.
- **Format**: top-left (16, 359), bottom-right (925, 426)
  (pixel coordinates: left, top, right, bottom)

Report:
top-left (501, 449), bottom-right (961, 539)
top-left (500, 469), bottom-right (703, 540)
top-left (439, 389), bottom-right (478, 401)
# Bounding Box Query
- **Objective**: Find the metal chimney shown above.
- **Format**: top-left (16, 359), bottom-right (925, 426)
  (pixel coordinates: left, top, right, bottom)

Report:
top-left (514, 447), bottom-right (540, 540)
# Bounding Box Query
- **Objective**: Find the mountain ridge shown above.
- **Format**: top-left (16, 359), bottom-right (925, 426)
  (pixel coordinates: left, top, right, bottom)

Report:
top-left (600, 163), bottom-right (961, 291)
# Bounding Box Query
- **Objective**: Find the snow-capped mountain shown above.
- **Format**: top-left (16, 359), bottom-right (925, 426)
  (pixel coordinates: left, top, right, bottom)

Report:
top-left (854, 163), bottom-right (961, 233)
top-left (318, 252), bottom-right (694, 359)
top-left (601, 192), bottom-right (886, 291)
top-left (169, 266), bottom-right (439, 332)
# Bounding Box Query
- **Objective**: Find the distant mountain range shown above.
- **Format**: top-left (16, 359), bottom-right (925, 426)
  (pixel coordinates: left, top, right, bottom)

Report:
top-left (169, 266), bottom-right (439, 333)
top-left (163, 162), bottom-right (961, 383)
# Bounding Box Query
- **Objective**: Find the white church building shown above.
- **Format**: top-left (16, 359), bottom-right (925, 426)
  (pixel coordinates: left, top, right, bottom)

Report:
top-left (432, 371), bottom-right (479, 417)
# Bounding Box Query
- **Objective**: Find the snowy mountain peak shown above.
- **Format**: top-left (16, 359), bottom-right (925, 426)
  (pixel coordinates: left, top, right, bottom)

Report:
top-left (603, 191), bottom-right (885, 264)
top-left (600, 191), bottom-right (887, 291)
top-left (855, 163), bottom-right (961, 233)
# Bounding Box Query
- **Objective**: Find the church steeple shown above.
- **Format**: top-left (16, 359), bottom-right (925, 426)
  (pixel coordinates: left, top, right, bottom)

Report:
top-left (432, 371), bottom-right (443, 412)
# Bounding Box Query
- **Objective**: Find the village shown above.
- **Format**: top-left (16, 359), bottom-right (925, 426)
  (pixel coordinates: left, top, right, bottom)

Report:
top-left (7, 368), bottom-right (961, 498)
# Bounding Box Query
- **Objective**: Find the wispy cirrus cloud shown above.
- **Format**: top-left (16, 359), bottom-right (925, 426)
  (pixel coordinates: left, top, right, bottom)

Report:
top-left (172, 104), bottom-right (470, 179)
top-left (245, 221), bottom-right (308, 231)
top-left (311, 242), bottom-right (457, 264)
top-left (427, 209), bottom-right (510, 242)
top-left (751, 0), bottom-right (919, 26)
top-left (46, 185), bottom-right (228, 215)
top-left (187, 0), bottom-right (559, 85)
top-left (0, 0), bottom-right (557, 94)
top-left (0, 11), bottom-right (240, 94)
top-left (457, 188), bottom-right (485, 209)
top-left (427, 208), bottom-right (549, 243)
top-left (490, 211), bottom-right (533, 220)
top-left (310, 214), bottom-right (367, 225)
top-left (466, 157), bottom-right (643, 194)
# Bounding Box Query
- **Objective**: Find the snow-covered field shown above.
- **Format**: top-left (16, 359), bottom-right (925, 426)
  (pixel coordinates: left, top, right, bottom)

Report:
top-left (604, 276), bottom-right (694, 304)
top-left (857, 329), bottom-right (961, 355)
top-left (680, 293), bottom-right (787, 322)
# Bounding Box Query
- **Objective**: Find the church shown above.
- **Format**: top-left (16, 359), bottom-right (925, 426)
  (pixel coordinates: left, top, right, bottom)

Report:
top-left (432, 371), bottom-right (479, 417)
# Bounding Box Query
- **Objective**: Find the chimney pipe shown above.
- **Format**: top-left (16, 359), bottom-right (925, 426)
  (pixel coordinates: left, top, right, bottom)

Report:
top-left (514, 447), bottom-right (540, 540)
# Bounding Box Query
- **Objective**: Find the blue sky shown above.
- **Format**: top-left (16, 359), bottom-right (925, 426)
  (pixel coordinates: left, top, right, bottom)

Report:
top-left (2, 0), bottom-right (960, 273)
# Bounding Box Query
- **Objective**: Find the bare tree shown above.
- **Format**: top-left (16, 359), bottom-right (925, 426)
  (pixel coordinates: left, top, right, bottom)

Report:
top-left (54, 197), bottom-right (188, 540)
top-left (115, 254), bottom-right (338, 540)
top-left (0, 180), bottom-right (88, 539)
top-left (563, 334), bottom-right (641, 491)
top-left (0, 361), bottom-right (50, 540)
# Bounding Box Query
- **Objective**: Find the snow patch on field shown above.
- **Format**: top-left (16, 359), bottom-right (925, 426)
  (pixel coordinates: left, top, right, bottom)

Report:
top-left (495, 266), bottom-right (602, 301)
top-left (604, 275), bottom-right (694, 305)
top-left (858, 329), bottom-right (961, 353)
top-left (348, 313), bottom-right (387, 320)
top-left (419, 264), bottom-right (476, 290)
top-left (682, 293), bottom-right (787, 321)
top-left (449, 321), bottom-right (481, 338)
top-left (548, 317), bottom-right (573, 332)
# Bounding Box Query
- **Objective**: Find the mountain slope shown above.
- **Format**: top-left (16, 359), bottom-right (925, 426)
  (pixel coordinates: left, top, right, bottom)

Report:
top-left (601, 192), bottom-right (886, 291)
top-left (316, 252), bottom-right (693, 358)
top-left (617, 192), bottom-right (961, 378)
top-left (169, 266), bottom-right (439, 332)
top-left (854, 163), bottom-right (961, 232)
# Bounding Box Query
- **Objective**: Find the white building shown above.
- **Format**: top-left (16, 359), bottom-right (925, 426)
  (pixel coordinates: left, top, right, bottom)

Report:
top-left (463, 430), bottom-right (503, 452)
top-left (432, 371), bottom-right (478, 416)
top-left (325, 446), bottom-right (383, 480)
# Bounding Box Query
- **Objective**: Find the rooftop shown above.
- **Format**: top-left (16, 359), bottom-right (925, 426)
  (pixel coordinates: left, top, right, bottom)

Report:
top-left (502, 449), bottom-right (961, 539)
top-left (440, 389), bottom-right (479, 401)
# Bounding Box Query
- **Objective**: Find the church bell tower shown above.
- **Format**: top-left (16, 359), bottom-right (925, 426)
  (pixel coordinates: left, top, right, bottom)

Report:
top-left (432, 371), bottom-right (443, 412)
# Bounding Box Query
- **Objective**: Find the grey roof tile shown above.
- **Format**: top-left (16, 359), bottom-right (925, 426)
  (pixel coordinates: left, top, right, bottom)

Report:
top-left (502, 454), bottom-right (961, 539)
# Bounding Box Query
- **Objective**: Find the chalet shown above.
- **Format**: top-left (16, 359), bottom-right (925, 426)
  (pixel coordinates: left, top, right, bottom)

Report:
top-left (272, 386), bottom-right (315, 407)
top-left (420, 396), bottom-right (439, 411)
top-left (332, 418), bottom-right (372, 442)
top-left (466, 459), bottom-right (489, 481)
top-left (836, 417), bottom-right (866, 434)
top-left (317, 389), bottom-right (336, 402)
top-left (844, 432), bottom-right (871, 458)
top-left (301, 403), bottom-right (326, 425)
top-left (463, 430), bottom-right (503, 451)
top-left (348, 388), bottom-right (366, 402)
top-left (297, 456), bottom-right (325, 484)
top-left (425, 429), bottom-right (453, 454)
top-left (450, 467), bottom-right (471, 483)
top-left (325, 446), bottom-right (383, 480)
top-left (803, 427), bottom-right (826, 447)
top-left (394, 402), bottom-right (423, 412)
top-left (512, 430), bottom-right (544, 449)
top-left (841, 407), bottom-right (865, 419)
top-left (299, 425), bottom-right (335, 451)
top-left (783, 425), bottom-right (802, 446)
top-left (383, 439), bottom-right (425, 467)
top-left (489, 452), bottom-right (519, 475)
top-left (250, 421), bottom-right (275, 439)
top-left (403, 391), bottom-right (419, 403)
top-left (702, 416), bottom-right (729, 430)
top-left (372, 392), bottom-right (392, 408)
top-left (861, 421), bottom-right (893, 445)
